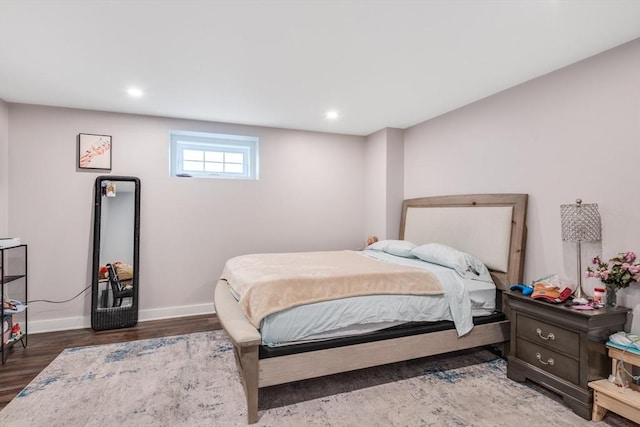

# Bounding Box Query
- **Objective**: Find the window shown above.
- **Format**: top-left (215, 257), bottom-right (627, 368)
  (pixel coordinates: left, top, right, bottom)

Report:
top-left (170, 130), bottom-right (259, 180)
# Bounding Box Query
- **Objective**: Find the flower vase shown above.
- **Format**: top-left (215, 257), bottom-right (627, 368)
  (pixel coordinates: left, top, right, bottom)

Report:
top-left (605, 283), bottom-right (618, 308)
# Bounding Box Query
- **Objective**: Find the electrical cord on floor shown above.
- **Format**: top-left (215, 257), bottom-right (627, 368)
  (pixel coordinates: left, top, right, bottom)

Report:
top-left (27, 284), bottom-right (92, 304)
top-left (620, 340), bottom-right (640, 384)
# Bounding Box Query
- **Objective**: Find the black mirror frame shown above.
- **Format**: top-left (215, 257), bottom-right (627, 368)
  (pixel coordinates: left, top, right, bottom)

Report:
top-left (91, 175), bottom-right (140, 330)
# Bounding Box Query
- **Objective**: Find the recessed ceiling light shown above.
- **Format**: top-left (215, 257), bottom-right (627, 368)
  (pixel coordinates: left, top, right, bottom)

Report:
top-left (127, 87), bottom-right (144, 97)
top-left (326, 110), bottom-right (339, 120)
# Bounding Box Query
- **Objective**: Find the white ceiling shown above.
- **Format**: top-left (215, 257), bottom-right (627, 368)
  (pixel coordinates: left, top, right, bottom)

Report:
top-left (1, 1), bottom-right (639, 136)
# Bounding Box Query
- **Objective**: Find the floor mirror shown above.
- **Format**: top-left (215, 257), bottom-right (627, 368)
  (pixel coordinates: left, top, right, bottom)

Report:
top-left (91, 176), bottom-right (140, 330)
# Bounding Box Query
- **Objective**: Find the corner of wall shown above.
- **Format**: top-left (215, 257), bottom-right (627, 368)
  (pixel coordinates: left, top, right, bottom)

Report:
top-left (385, 128), bottom-right (405, 239)
top-left (363, 127), bottom-right (406, 240)
top-left (0, 98), bottom-right (9, 235)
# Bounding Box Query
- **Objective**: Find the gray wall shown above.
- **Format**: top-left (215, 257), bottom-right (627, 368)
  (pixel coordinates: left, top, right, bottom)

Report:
top-left (7, 105), bottom-right (365, 331)
top-left (364, 128), bottom-right (404, 241)
top-left (0, 99), bottom-right (8, 235)
top-left (404, 38), bottom-right (640, 328)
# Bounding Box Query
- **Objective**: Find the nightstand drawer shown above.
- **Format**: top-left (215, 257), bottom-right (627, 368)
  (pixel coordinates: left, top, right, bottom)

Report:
top-left (516, 338), bottom-right (579, 384)
top-left (517, 314), bottom-right (579, 357)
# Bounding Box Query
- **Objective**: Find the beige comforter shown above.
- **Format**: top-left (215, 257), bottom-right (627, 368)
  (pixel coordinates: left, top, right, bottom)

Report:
top-left (220, 250), bottom-right (444, 328)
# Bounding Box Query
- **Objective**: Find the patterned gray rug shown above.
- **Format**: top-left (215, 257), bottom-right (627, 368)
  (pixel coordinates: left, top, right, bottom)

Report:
top-left (0, 330), bottom-right (632, 426)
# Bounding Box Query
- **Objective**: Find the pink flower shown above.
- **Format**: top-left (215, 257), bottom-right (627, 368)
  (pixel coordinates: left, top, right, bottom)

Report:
top-left (586, 251), bottom-right (640, 290)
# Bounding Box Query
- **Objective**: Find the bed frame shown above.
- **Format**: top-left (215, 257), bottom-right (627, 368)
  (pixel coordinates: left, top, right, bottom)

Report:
top-left (214, 193), bottom-right (528, 423)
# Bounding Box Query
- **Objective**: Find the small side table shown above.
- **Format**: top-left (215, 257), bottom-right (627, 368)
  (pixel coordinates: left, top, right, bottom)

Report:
top-left (589, 344), bottom-right (640, 423)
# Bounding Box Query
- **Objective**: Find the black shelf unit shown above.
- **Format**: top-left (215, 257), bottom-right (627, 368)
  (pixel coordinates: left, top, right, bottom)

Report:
top-left (1, 244), bottom-right (27, 364)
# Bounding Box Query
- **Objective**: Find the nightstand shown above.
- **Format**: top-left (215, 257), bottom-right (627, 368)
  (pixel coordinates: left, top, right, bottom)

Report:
top-left (505, 291), bottom-right (630, 419)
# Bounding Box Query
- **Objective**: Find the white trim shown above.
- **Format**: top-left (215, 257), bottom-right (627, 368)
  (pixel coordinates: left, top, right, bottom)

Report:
top-left (138, 302), bottom-right (215, 322)
top-left (29, 314), bottom-right (92, 334)
top-left (28, 302), bottom-right (216, 334)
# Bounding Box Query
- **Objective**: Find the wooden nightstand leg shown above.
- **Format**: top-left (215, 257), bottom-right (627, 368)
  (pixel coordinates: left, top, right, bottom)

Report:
top-left (592, 392), bottom-right (608, 422)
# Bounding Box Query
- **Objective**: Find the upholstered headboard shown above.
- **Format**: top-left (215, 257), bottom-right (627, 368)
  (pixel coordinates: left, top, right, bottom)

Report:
top-left (400, 194), bottom-right (528, 290)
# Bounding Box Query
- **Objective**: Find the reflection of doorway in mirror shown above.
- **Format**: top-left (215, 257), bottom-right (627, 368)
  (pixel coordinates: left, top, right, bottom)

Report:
top-left (99, 182), bottom-right (135, 310)
top-left (99, 186), bottom-right (135, 272)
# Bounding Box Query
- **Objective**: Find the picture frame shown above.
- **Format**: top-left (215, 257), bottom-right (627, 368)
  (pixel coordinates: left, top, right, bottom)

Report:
top-left (78, 133), bottom-right (112, 170)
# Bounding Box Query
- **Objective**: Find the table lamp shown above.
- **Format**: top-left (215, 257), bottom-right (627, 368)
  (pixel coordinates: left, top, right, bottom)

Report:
top-left (560, 198), bottom-right (602, 300)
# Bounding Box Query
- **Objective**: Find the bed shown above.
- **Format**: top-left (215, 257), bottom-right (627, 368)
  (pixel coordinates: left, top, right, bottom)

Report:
top-left (214, 193), bottom-right (528, 423)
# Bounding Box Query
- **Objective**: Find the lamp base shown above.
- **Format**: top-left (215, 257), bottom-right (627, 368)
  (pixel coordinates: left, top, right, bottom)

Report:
top-left (572, 284), bottom-right (589, 305)
top-left (572, 296), bottom-right (589, 305)
top-left (571, 240), bottom-right (591, 305)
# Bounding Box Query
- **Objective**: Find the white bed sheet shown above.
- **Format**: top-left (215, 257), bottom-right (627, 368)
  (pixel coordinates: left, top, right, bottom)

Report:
top-left (257, 251), bottom-right (496, 347)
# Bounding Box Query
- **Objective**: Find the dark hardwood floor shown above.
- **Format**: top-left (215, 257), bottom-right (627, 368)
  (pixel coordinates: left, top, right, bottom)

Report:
top-left (0, 314), bottom-right (221, 410)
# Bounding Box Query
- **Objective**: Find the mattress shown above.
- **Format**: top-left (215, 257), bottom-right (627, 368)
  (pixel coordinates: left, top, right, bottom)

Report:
top-left (254, 250), bottom-right (496, 347)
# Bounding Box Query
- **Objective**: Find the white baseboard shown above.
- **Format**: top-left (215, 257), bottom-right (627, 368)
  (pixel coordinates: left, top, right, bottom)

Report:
top-left (137, 302), bottom-right (215, 323)
top-left (29, 314), bottom-right (92, 334)
top-left (28, 303), bottom-right (216, 334)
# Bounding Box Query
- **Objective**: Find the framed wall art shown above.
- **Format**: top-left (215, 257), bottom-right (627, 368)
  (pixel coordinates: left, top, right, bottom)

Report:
top-left (78, 133), bottom-right (112, 170)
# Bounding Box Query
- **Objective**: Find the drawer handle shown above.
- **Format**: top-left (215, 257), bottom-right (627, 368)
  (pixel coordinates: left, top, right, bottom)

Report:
top-left (536, 352), bottom-right (554, 366)
top-left (536, 328), bottom-right (555, 341)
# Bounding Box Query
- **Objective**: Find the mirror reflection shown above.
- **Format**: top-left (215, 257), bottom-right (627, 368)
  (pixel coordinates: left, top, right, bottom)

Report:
top-left (91, 176), bottom-right (140, 330)
top-left (97, 180), bottom-right (135, 309)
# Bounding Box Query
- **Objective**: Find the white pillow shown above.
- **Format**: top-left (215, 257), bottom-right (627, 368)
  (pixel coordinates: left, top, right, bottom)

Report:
top-left (410, 243), bottom-right (493, 282)
top-left (366, 239), bottom-right (417, 258)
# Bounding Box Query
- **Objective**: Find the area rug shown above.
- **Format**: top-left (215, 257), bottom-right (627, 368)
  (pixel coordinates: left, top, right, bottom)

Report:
top-left (0, 330), bottom-right (630, 426)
